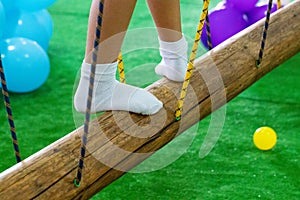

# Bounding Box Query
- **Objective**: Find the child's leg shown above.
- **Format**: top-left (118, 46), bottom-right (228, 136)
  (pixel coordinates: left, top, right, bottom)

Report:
top-left (147, 0), bottom-right (188, 82)
top-left (147, 0), bottom-right (182, 42)
top-left (84, 0), bottom-right (136, 64)
top-left (74, 0), bottom-right (162, 115)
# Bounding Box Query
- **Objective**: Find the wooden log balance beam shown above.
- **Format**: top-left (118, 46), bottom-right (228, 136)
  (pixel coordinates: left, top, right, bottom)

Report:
top-left (1, 1), bottom-right (300, 199)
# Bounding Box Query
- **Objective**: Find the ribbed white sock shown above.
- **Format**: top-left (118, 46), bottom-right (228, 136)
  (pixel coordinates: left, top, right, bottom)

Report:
top-left (74, 61), bottom-right (163, 115)
top-left (155, 36), bottom-right (188, 82)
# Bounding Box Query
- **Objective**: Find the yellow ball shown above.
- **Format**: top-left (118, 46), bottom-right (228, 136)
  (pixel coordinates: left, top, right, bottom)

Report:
top-left (253, 127), bottom-right (277, 150)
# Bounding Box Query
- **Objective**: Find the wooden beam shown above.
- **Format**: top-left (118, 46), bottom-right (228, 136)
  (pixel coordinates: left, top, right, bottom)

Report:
top-left (1, 1), bottom-right (299, 199)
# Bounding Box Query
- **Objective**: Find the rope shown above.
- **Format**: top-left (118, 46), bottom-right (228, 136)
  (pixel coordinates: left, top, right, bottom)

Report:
top-left (175, 0), bottom-right (210, 121)
top-left (205, 11), bottom-right (213, 50)
top-left (74, 0), bottom-right (105, 188)
top-left (256, 0), bottom-right (274, 67)
top-left (0, 56), bottom-right (21, 163)
top-left (117, 52), bottom-right (126, 83)
top-left (277, 0), bottom-right (282, 9)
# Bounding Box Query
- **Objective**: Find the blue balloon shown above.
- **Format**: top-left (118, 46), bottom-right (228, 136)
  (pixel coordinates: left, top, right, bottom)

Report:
top-left (3, 11), bottom-right (50, 50)
top-left (33, 9), bottom-right (54, 39)
top-left (0, 1), bottom-right (5, 39)
top-left (0, 37), bottom-right (50, 93)
top-left (1, 0), bottom-right (16, 11)
top-left (16, 0), bottom-right (57, 12)
top-left (0, 0), bottom-right (3, 89)
top-left (2, 8), bottom-right (21, 39)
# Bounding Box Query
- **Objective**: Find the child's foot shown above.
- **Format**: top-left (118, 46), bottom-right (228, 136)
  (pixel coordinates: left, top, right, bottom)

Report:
top-left (155, 36), bottom-right (188, 82)
top-left (74, 62), bottom-right (163, 115)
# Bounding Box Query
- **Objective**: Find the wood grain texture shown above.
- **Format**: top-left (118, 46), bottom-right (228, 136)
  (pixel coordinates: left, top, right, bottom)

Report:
top-left (0, 1), bottom-right (299, 199)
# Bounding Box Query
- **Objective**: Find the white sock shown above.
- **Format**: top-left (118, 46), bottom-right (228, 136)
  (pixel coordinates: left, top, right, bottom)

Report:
top-left (74, 61), bottom-right (163, 115)
top-left (155, 36), bottom-right (188, 82)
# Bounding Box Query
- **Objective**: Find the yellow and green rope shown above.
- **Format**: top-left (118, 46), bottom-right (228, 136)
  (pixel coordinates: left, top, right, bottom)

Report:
top-left (117, 52), bottom-right (126, 83)
top-left (175, 0), bottom-right (210, 121)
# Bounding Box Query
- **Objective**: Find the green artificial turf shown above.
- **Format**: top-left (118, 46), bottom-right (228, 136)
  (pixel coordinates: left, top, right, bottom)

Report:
top-left (0, 0), bottom-right (299, 199)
